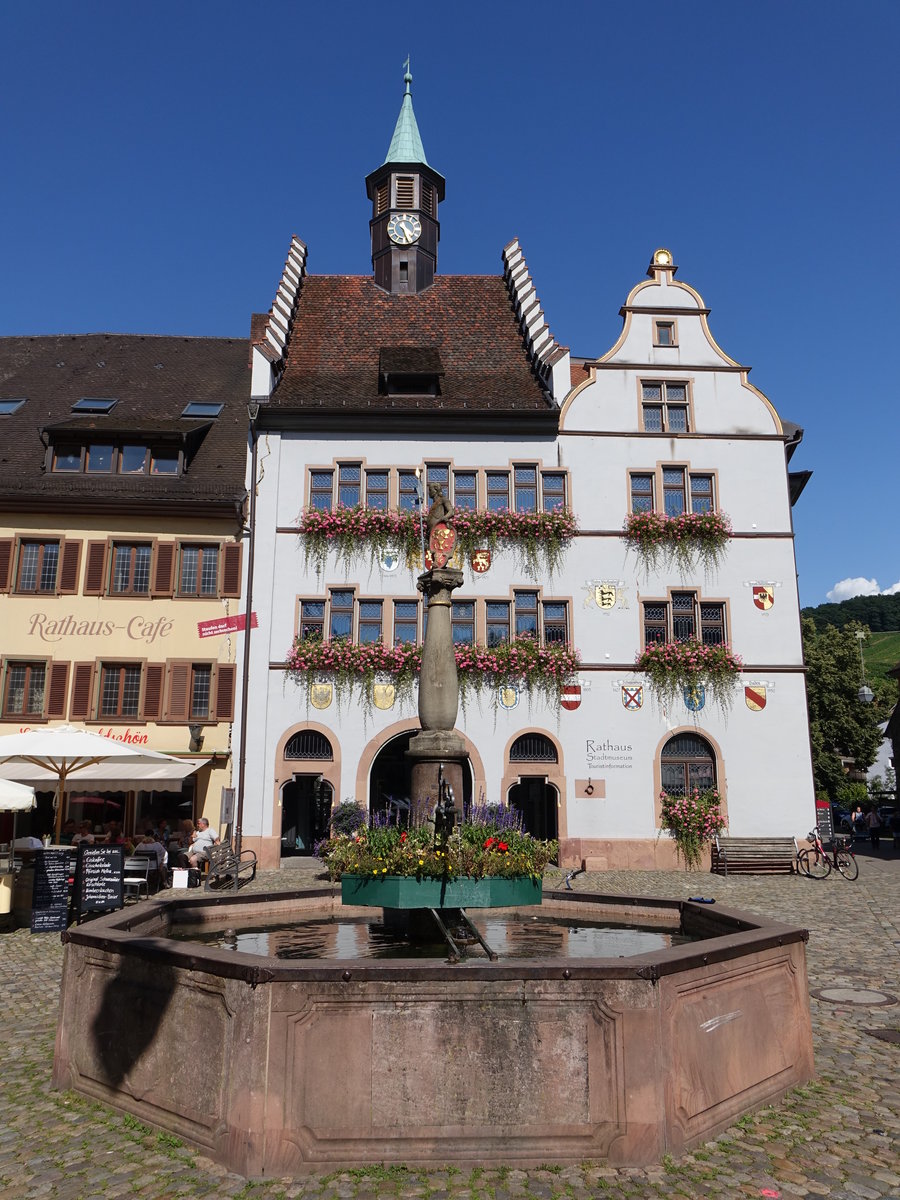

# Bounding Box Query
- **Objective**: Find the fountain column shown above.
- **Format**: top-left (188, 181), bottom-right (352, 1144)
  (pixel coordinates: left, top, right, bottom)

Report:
top-left (406, 566), bottom-right (468, 819)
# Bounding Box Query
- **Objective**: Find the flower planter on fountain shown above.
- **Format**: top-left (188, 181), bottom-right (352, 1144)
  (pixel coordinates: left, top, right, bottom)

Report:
top-left (340, 873), bottom-right (543, 908)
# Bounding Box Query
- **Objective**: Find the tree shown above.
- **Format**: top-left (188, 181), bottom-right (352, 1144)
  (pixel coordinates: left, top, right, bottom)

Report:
top-left (802, 619), bottom-right (883, 799)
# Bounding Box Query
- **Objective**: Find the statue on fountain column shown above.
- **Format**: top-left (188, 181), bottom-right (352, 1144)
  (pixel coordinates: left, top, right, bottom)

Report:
top-left (425, 483), bottom-right (456, 568)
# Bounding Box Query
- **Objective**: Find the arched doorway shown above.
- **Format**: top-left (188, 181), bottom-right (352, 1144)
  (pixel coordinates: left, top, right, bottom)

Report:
top-left (368, 731), bottom-right (473, 822)
top-left (507, 733), bottom-right (559, 839)
top-left (281, 730), bottom-right (335, 857)
top-left (660, 731), bottom-right (717, 794)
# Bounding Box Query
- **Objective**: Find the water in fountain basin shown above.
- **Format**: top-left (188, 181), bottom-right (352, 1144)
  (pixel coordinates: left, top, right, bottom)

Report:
top-left (172, 912), bottom-right (696, 960)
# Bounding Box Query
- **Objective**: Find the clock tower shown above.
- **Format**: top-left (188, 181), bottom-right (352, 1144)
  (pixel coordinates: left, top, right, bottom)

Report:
top-left (366, 65), bottom-right (445, 294)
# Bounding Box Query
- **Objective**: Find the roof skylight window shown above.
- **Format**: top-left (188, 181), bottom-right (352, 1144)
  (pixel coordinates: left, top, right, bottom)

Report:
top-left (72, 397), bottom-right (118, 414)
top-left (0, 399), bottom-right (27, 415)
top-left (181, 402), bottom-right (223, 418)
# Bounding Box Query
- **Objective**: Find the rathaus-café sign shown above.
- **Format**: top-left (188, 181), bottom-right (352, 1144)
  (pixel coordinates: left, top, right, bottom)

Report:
top-left (26, 613), bottom-right (174, 644)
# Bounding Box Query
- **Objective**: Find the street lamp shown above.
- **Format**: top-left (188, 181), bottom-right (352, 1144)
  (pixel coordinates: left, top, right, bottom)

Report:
top-left (855, 631), bottom-right (874, 704)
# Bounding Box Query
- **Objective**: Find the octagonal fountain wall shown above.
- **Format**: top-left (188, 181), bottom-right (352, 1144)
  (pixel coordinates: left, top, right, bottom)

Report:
top-left (53, 886), bottom-right (814, 1176)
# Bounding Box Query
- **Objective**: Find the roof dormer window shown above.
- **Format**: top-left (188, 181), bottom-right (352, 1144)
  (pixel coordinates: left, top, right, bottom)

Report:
top-left (0, 399), bottom-right (26, 415)
top-left (181, 402), bottom-right (223, 418)
top-left (72, 397), bottom-right (118, 414)
top-left (379, 346), bottom-right (443, 397)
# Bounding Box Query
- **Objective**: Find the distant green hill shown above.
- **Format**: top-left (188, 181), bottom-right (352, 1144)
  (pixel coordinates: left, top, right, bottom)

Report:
top-left (801, 592), bottom-right (900, 633)
top-left (801, 594), bottom-right (900, 683)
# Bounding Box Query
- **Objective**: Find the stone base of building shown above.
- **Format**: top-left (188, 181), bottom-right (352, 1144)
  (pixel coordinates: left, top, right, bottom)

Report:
top-left (560, 838), bottom-right (711, 873)
top-left (247, 836), bottom-right (710, 874)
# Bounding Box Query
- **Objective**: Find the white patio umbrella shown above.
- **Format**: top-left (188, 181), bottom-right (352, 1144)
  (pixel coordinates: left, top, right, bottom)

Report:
top-left (0, 778), bottom-right (36, 872)
top-left (0, 726), bottom-right (201, 842)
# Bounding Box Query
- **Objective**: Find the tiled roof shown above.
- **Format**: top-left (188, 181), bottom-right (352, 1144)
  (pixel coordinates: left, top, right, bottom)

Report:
top-left (268, 275), bottom-right (553, 413)
top-left (0, 334), bottom-right (250, 510)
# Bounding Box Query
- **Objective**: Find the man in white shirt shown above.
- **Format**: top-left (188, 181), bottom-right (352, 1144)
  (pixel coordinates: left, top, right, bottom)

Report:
top-left (184, 817), bottom-right (219, 869)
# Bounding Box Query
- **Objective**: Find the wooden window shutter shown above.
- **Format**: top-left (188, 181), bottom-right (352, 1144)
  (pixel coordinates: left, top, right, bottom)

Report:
top-left (0, 538), bottom-right (13, 592)
top-left (166, 661), bottom-right (190, 721)
top-left (221, 542), bottom-right (242, 598)
top-left (70, 663), bottom-right (95, 720)
top-left (143, 663), bottom-right (164, 720)
top-left (83, 541), bottom-right (108, 595)
top-left (376, 181), bottom-right (389, 214)
top-left (396, 176), bottom-right (414, 207)
top-left (214, 663), bottom-right (237, 721)
top-left (152, 542), bottom-right (175, 596)
top-left (58, 539), bottom-right (82, 594)
top-left (46, 662), bottom-right (70, 718)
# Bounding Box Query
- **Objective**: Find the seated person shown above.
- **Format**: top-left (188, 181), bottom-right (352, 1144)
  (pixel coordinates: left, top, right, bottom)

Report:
top-left (59, 818), bottom-right (77, 845)
top-left (13, 834), bottom-right (43, 850)
top-left (179, 817), bottom-right (219, 869)
top-left (103, 822), bottom-right (126, 845)
top-left (71, 820), bottom-right (95, 845)
top-left (135, 829), bottom-right (167, 871)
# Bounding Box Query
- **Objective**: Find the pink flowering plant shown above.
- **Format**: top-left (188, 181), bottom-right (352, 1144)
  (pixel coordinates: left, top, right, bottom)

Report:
top-left (298, 506), bottom-right (421, 575)
top-left (623, 510), bottom-right (732, 573)
top-left (285, 634), bottom-right (580, 712)
top-left (635, 639), bottom-right (743, 710)
top-left (452, 506), bottom-right (578, 577)
top-left (658, 787), bottom-right (726, 870)
top-left (297, 504), bottom-right (578, 579)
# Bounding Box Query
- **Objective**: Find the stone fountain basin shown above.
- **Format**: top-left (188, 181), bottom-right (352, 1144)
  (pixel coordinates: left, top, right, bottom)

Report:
top-left (53, 887), bottom-right (813, 1176)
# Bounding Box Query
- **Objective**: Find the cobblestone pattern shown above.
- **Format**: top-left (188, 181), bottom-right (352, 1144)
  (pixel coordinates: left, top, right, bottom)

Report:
top-left (1, 849), bottom-right (898, 1199)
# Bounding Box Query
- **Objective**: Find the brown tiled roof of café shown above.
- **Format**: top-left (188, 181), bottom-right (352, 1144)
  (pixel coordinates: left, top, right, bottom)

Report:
top-left (266, 276), bottom-right (554, 412)
top-left (0, 334), bottom-right (250, 513)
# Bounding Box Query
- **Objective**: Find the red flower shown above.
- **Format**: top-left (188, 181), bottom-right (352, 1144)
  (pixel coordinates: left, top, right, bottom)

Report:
top-left (400, 831), bottom-right (407, 843)
top-left (484, 836), bottom-right (496, 848)
top-left (497, 842), bottom-right (508, 852)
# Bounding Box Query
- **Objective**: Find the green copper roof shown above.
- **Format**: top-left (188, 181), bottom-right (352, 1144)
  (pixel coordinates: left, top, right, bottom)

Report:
top-left (384, 62), bottom-right (428, 165)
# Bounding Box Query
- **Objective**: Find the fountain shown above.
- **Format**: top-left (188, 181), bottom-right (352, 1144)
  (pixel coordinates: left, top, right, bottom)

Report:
top-left (52, 488), bottom-right (815, 1174)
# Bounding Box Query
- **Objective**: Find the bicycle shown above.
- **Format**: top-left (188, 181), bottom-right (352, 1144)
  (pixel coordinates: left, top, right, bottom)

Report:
top-left (797, 829), bottom-right (858, 880)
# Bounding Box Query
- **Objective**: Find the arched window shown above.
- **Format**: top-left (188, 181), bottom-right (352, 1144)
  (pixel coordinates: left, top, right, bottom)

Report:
top-left (284, 731), bottom-right (333, 760)
top-left (660, 732), bottom-right (716, 794)
top-left (509, 733), bottom-right (558, 763)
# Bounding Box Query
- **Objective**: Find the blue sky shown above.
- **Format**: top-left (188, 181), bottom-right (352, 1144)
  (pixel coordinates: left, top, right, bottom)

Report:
top-left (2, 1), bottom-right (897, 608)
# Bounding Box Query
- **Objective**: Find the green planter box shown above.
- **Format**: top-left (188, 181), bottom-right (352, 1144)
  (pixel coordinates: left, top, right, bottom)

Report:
top-left (340, 874), bottom-right (543, 910)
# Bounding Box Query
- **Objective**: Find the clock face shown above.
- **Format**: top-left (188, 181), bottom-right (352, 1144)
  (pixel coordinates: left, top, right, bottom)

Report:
top-left (387, 212), bottom-right (422, 245)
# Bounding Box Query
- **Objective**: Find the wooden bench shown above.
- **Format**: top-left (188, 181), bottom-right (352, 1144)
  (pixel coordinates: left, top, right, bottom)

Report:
top-left (711, 836), bottom-right (797, 876)
top-left (204, 840), bottom-right (258, 891)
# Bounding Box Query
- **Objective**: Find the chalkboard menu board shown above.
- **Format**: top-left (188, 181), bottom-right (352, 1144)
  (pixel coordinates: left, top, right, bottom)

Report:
top-left (815, 798), bottom-right (834, 841)
top-left (73, 844), bottom-right (124, 922)
top-left (30, 849), bottom-right (74, 933)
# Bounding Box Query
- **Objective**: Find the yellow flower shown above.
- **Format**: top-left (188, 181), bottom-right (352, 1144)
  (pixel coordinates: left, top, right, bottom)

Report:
top-left (418, 859), bottom-right (424, 865)
top-left (382, 868), bottom-right (387, 873)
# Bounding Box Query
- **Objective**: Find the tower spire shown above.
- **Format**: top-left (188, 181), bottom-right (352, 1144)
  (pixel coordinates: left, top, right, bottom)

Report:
top-left (384, 58), bottom-right (428, 165)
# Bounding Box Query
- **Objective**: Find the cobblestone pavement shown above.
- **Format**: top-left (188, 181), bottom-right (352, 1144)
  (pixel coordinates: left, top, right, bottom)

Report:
top-left (2, 849), bottom-right (898, 1200)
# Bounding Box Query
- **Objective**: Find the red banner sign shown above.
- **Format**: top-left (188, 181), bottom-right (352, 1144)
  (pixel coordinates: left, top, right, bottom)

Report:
top-left (197, 612), bottom-right (258, 639)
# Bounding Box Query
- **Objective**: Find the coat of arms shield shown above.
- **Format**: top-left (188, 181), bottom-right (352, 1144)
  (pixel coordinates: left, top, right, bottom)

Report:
top-left (498, 685), bottom-right (519, 710)
top-left (683, 684), bottom-right (706, 711)
top-left (373, 683), bottom-right (396, 710)
top-left (752, 585), bottom-right (775, 611)
top-left (310, 682), bottom-right (333, 710)
top-left (471, 550), bottom-right (492, 574)
top-left (744, 685), bottom-right (767, 712)
top-left (622, 684), bottom-right (643, 710)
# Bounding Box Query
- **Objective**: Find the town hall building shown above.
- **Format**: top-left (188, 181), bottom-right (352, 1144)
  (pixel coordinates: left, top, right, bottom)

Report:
top-left (236, 70), bottom-right (816, 870)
